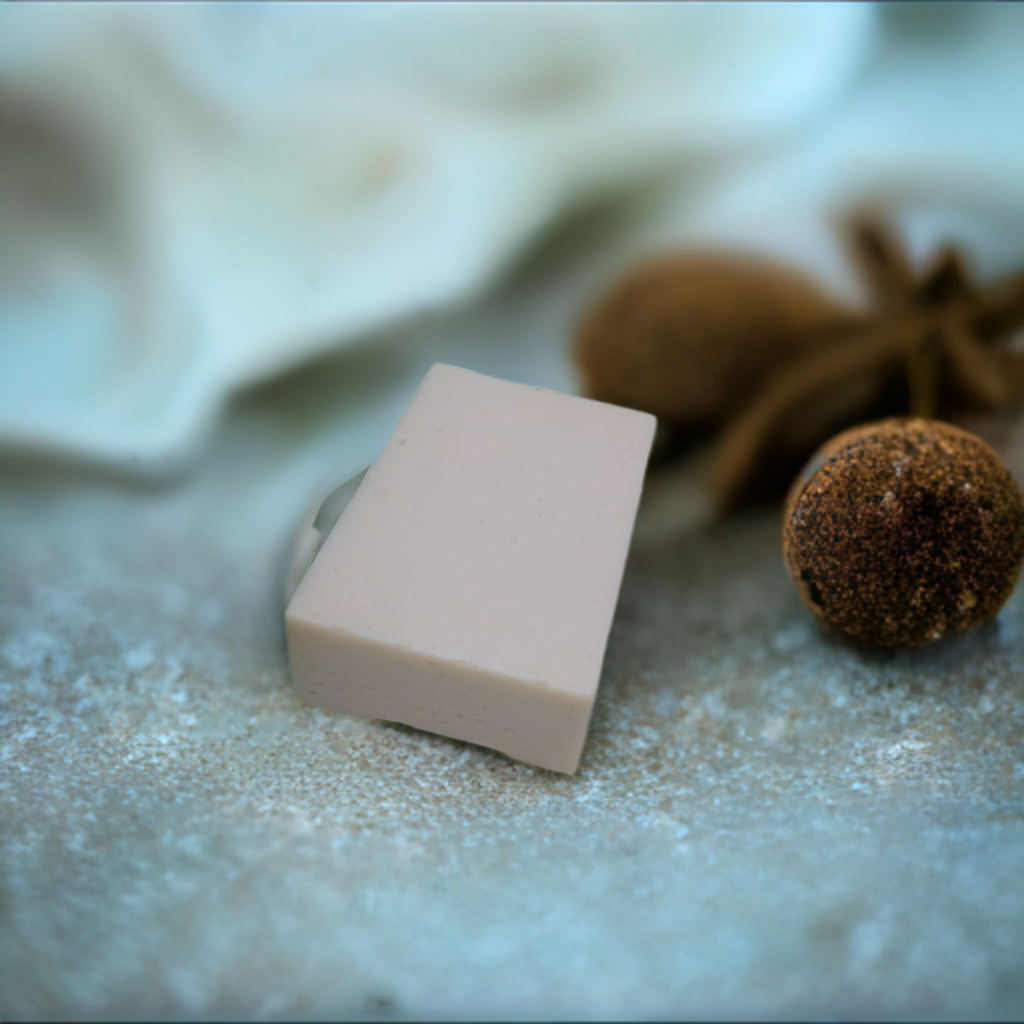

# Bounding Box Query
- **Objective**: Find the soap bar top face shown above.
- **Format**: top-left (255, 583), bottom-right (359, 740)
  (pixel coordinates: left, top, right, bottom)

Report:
top-left (287, 362), bottom-right (656, 773)
top-left (289, 364), bottom-right (655, 700)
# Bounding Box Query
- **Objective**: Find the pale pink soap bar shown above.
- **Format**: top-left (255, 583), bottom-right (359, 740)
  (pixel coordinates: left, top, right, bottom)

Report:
top-left (285, 364), bottom-right (655, 774)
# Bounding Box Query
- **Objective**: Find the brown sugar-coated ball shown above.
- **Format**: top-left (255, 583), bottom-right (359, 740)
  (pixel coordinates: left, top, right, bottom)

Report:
top-left (575, 253), bottom-right (855, 426)
top-left (783, 418), bottom-right (1024, 648)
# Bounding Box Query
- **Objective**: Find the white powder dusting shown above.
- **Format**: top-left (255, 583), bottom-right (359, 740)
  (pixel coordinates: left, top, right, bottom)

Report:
top-left (2, 401), bottom-right (1024, 1020)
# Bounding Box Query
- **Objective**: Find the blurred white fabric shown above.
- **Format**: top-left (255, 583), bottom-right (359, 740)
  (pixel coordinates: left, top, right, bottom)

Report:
top-left (0, 3), bottom-right (1022, 475)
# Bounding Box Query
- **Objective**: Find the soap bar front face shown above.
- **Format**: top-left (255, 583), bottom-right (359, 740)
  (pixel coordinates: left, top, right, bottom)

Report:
top-left (285, 363), bottom-right (655, 773)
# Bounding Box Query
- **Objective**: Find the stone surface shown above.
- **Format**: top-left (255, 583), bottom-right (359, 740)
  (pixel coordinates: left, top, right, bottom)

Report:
top-left (2, 220), bottom-right (1024, 1020)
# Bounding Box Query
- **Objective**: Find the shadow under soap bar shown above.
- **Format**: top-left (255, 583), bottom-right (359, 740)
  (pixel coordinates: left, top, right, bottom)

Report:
top-left (285, 363), bottom-right (655, 773)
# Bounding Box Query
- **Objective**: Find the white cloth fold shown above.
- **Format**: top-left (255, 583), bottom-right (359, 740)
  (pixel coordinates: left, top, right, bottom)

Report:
top-left (2, 4), bottom-right (1021, 475)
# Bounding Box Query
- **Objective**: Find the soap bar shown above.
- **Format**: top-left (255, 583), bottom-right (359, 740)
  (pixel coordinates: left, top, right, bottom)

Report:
top-left (285, 363), bottom-right (655, 773)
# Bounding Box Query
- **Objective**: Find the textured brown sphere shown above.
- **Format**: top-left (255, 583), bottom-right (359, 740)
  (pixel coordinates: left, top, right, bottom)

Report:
top-left (575, 253), bottom-right (855, 426)
top-left (783, 418), bottom-right (1024, 648)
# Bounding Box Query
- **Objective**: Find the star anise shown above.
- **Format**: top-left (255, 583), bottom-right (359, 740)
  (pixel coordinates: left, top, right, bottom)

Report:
top-left (709, 215), bottom-right (1024, 513)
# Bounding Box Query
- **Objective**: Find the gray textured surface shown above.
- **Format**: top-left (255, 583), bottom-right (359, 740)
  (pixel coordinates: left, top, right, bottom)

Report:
top-left (3, 228), bottom-right (1024, 1020)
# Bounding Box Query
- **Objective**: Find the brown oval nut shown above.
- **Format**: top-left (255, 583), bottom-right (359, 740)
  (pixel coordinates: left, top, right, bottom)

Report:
top-left (783, 418), bottom-right (1024, 648)
top-left (575, 253), bottom-right (856, 427)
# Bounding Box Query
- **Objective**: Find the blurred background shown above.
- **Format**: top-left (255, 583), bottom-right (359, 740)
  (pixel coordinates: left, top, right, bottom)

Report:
top-left (3, 2), bottom-right (1022, 480)
top-left (3, 4), bottom-right (1024, 1020)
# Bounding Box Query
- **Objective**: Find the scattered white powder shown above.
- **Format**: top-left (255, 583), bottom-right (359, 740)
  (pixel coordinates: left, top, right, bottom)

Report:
top-left (2, 401), bottom-right (1024, 1020)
